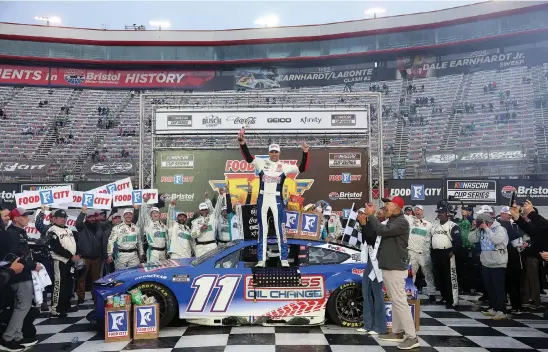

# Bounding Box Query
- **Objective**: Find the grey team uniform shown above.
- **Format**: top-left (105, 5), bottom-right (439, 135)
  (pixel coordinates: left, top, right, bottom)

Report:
top-left (108, 222), bottom-right (143, 270)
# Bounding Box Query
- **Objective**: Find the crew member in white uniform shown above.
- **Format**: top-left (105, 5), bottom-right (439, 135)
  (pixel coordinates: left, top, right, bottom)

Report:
top-left (191, 192), bottom-right (223, 257)
top-left (47, 209), bottom-right (79, 318)
top-left (142, 200), bottom-right (168, 262)
top-left (430, 202), bottom-right (462, 308)
top-left (406, 205), bottom-right (436, 302)
top-left (167, 200), bottom-right (193, 259)
top-left (238, 130), bottom-right (309, 267)
top-left (107, 209), bottom-right (143, 270)
top-left (321, 206), bottom-right (343, 243)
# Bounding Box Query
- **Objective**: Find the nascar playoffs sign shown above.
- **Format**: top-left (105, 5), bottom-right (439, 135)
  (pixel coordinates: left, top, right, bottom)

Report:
top-left (155, 108), bottom-right (368, 135)
top-left (446, 179), bottom-right (497, 204)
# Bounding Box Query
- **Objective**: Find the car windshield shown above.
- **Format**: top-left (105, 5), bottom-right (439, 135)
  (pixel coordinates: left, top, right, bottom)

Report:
top-left (253, 73), bottom-right (268, 80)
top-left (191, 240), bottom-right (241, 266)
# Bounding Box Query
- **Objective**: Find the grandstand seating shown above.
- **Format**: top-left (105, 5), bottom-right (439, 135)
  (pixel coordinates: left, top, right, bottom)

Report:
top-left (0, 62), bottom-right (547, 181)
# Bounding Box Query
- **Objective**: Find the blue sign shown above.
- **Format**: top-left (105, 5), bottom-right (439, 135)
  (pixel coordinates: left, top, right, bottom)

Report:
top-left (285, 211), bottom-right (300, 234)
top-left (410, 185), bottom-right (425, 201)
top-left (343, 209), bottom-right (351, 219)
top-left (132, 190), bottom-right (143, 204)
top-left (107, 310), bottom-right (129, 338)
top-left (342, 173), bottom-right (351, 184)
top-left (39, 190), bottom-right (53, 205)
top-left (300, 213), bottom-right (319, 236)
top-left (385, 302), bottom-right (415, 328)
top-left (82, 193), bottom-right (95, 207)
top-left (106, 183), bottom-right (117, 194)
top-left (174, 175), bottom-right (184, 185)
top-left (136, 305), bottom-right (157, 334)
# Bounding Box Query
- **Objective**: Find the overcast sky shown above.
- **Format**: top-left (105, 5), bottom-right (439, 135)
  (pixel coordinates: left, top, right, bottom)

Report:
top-left (0, 0), bottom-right (483, 30)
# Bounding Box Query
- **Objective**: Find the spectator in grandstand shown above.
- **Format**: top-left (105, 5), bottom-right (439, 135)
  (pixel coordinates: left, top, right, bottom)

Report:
top-left (483, 86), bottom-right (488, 94)
top-left (0, 108), bottom-right (5, 119)
top-left (420, 84), bottom-right (424, 92)
top-left (489, 103), bottom-right (494, 112)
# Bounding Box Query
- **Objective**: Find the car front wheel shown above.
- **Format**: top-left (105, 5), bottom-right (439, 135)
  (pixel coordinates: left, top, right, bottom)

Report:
top-left (326, 282), bottom-right (364, 328)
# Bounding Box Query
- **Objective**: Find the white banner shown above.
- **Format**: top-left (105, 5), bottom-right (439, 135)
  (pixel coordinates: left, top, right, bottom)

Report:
top-left (60, 191), bottom-right (84, 208)
top-left (112, 189), bottom-right (158, 207)
top-left (446, 179), bottom-right (498, 204)
top-left (16, 186), bottom-right (72, 210)
top-left (81, 192), bottom-right (113, 210)
top-left (155, 108), bottom-right (368, 135)
top-left (26, 215), bottom-right (78, 239)
top-left (90, 177), bottom-right (133, 195)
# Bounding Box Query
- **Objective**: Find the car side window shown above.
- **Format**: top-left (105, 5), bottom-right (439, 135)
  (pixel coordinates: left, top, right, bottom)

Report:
top-left (308, 247), bottom-right (351, 265)
top-left (214, 250), bottom-right (241, 269)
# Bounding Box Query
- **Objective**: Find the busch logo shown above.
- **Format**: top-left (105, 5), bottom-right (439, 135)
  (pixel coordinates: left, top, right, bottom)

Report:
top-left (202, 115), bottom-right (221, 127)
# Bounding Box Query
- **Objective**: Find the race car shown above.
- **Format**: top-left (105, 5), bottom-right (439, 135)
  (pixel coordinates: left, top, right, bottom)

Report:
top-left (92, 239), bottom-right (365, 328)
top-left (235, 71), bottom-right (280, 90)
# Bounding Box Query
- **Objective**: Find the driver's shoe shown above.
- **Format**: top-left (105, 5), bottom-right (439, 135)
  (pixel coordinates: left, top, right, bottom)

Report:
top-left (255, 261), bottom-right (266, 267)
top-left (280, 260), bottom-right (289, 267)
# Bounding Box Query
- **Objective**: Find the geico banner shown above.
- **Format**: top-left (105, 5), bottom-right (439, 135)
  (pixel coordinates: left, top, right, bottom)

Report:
top-left (16, 186), bottom-right (72, 209)
top-left (386, 179), bottom-right (444, 205)
top-left (155, 148), bottom-right (367, 215)
top-left (81, 192), bottom-right (113, 210)
top-left (499, 179), bottom-right (548, 206)
top-left (155, 109), bottom-right (368, 135)
top-left (446, 179), bottom-right (497, 204)
top-left (89, 177), bottom-right (133, 195)
top-left (112, 189), bottom-right (158, 207)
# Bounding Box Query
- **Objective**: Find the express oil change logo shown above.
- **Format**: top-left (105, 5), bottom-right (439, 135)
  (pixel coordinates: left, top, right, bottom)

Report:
top-left (209, 157), bottom-right (314, 204)
top-left (244, 275), bottom-right (325, 301)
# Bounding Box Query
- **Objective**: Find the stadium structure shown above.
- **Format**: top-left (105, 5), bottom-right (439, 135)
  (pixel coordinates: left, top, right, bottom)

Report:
top-left (0, 0), bottom-right (547, 190)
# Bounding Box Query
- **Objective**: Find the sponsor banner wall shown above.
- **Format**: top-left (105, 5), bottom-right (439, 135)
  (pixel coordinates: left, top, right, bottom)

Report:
top-left (0, 65), bottom-right (215, 88)
top-left (155, 109), bottom-right (367, 135)
top-left (155, 149), bottom-right (367, 214)
top-left (446, 179), bottom-right (498, 204)
top-left (21, 183), bottom-right (74, 192)
top-left (84, 161), bottom-right (135, 177)
top-left (498, 180), bottom-right (548, 206)
top-left (0, 183), bottom-right (19, 210)
top-left (0, 160), bottom-right (53, 177)
top-left (386, 179), bottom-right (444, 205)
top-left (425, 149), bottom-right (526, 166)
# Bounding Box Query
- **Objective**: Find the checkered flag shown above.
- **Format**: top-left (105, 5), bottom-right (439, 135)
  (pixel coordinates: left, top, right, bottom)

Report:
top-left (341, 203), bottom-right (362, 249)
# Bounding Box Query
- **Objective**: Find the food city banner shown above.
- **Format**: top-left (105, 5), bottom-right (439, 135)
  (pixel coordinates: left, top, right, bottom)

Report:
top-left (0, 65), bottom-right (216, 89)
top-left (386, 179), bottom-right (444, 205)
top-left (25, 210), bottom-right (79, 239)
top-left (89, 177), bottom-right (133, 195)
top-left (15, 185), bottom-right (72, 210)
top-left (155, 149), bottom-right (367, 215)
top-left (113, 189), bottom-right (159, 207)
top-left (155, 109), bottom-right (368, 135)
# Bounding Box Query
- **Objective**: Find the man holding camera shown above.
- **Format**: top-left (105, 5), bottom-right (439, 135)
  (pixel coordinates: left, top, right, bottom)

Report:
top-left (0, 208), bottom-right (41, 351)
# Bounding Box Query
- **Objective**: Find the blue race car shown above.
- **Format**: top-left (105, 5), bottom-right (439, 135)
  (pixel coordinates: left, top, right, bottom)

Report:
top-left (93, 239), bottom-right (365, 328)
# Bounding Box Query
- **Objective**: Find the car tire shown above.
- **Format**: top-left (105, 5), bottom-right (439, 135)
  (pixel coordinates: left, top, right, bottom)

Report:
top-left (326, 282), bottom-right (364, 328)
top-left (133, 282), bottom-right (177, 328)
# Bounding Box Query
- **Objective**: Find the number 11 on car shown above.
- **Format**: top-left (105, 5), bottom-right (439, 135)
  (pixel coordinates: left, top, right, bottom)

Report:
top-left (186, 274), bottom-right (242, 313)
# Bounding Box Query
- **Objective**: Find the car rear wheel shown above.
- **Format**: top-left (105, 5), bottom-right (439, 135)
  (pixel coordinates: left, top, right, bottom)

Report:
top-left (133, 282), bottom-right (178, 328)
top-left (327, 282), bottom-right (364, 328)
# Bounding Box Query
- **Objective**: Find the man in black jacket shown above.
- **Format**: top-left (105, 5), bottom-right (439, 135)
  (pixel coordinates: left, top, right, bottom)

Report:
top-left (0, 208), bottom-right (41, 351)
top-left (75, 206), bottom-right (104, 305)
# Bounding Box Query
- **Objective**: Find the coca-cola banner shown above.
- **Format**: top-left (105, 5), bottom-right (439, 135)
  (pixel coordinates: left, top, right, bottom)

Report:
top-left (499, 179), bottom-right (548, 206)
top-left (0, 65), bottom-right (215, 88)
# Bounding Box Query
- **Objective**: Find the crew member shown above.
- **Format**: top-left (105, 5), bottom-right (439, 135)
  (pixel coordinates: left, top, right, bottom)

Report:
top-left (238, 130), bottom-right (309, 267)
top-left (321, 206), bottom-right (343, 243)
top-left (47, 210), bottom-right (79, 318)
top-left (430, 201), bottom-right (461, 309)
top-left (191, 192), bottom-right (223, 257)
top-left (454, 205), bottom-right (476, 294)
top-left (107, 209), bottom-right (143, 270)
top-left (407, 205), bottom-right (435, 302)
top-left (167, 200), bottom-right (192, 259)
top-left (223, 181), bottom-right (252, 242)
top-left (142, 200), bottom-right (168, 262)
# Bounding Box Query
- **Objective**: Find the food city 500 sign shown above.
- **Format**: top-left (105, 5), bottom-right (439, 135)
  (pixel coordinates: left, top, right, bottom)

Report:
top-left (154, 109), bottom-right (368, 135)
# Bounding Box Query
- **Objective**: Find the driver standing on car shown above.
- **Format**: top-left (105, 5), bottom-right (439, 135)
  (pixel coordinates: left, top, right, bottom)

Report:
top-left (167, 199), bottom-right (193, 259)
top-left (238, 130), bottom-right (309, 267)
top-left (107, 209), bottom-right (143, 270)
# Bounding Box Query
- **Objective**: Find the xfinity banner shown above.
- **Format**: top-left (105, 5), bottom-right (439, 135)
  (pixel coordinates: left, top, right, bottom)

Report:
top-left (386, 179), bottom-right (443, 205)
top-left (155, 109), bottom-right (368, 135)
top-left (446, 179), bottom-right (497, 204)
top-left (0, 160), bottom-right (53, 177)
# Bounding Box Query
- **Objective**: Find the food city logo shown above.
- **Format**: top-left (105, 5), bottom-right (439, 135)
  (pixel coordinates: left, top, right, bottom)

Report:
top-left (329, 173), bottom-right (362, 183)
top-left (328, 192), bottom-right (363, 201)
top-left (107, 310), bottom-right (128, 337)
top-left (136, 306), bottom-right (157, 333)
top-left (244, 275), bottom-right (325, 301)
top-left (208, 157), bottom-right (314, 204)
top-left (160, 175), bottom-right (195, 184)
top-left (390, 186), bottom-right (442, 201)
top-left (225, 116), bottom-right (257, 125)
top-left (501, 184), bottom-right (548, 199)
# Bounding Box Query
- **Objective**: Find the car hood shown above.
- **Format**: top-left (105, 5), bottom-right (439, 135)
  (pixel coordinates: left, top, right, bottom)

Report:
top-left (95, 258), bottom-right (195, 284)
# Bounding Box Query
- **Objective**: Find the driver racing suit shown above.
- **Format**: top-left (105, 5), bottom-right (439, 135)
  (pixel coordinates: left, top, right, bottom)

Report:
top-left (107, 222), bottom-right (143, 270)
top-left (407, 215), bottom-right (435, 296)
top-left (191, 198), bottom-right (223, 257)
top-left (321, 214), bottom-right (343, 243)
top-left (142, 203), bottom-right (168, 262)
top-left (167, 204), bottom-right (193, 259)
top-left (240, 143), bottom-right (309, 263)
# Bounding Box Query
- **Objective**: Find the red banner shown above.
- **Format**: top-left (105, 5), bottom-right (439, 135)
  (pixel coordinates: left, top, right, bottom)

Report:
top-left (0, 65), bottom-right (215, 88)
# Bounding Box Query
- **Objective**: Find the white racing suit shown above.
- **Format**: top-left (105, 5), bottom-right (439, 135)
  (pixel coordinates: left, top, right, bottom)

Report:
top-left (191, 198), bottom-right (222, 257)
top-left (240, 143), bottom-right (309, 263)
top-left (321, 214), bottom-right (343, 243)
top-left (215, 196), bottom-right (231, 244)
top-left (406, 215), bottom-right (435, 296)
top-left (142, 203), bottom-right (168, 262)
top-left (108, 222), bottom-right (143, 270)
top-left (167, 204), bottom-right (193, 259)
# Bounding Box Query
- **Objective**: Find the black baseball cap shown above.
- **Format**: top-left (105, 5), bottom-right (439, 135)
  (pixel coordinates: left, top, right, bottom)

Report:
top-left (53, 209), bottom-right (68, 218)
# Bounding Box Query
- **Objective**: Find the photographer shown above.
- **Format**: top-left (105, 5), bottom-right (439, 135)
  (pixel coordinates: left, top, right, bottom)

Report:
top-left (0, 208), bottom-right (41, 351)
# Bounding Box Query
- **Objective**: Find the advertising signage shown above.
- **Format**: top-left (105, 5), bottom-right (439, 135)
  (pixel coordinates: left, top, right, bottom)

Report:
top-left (498, 179), bottom-right (548, 206)
top-left (386, 179), bottom-right (444, 205)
